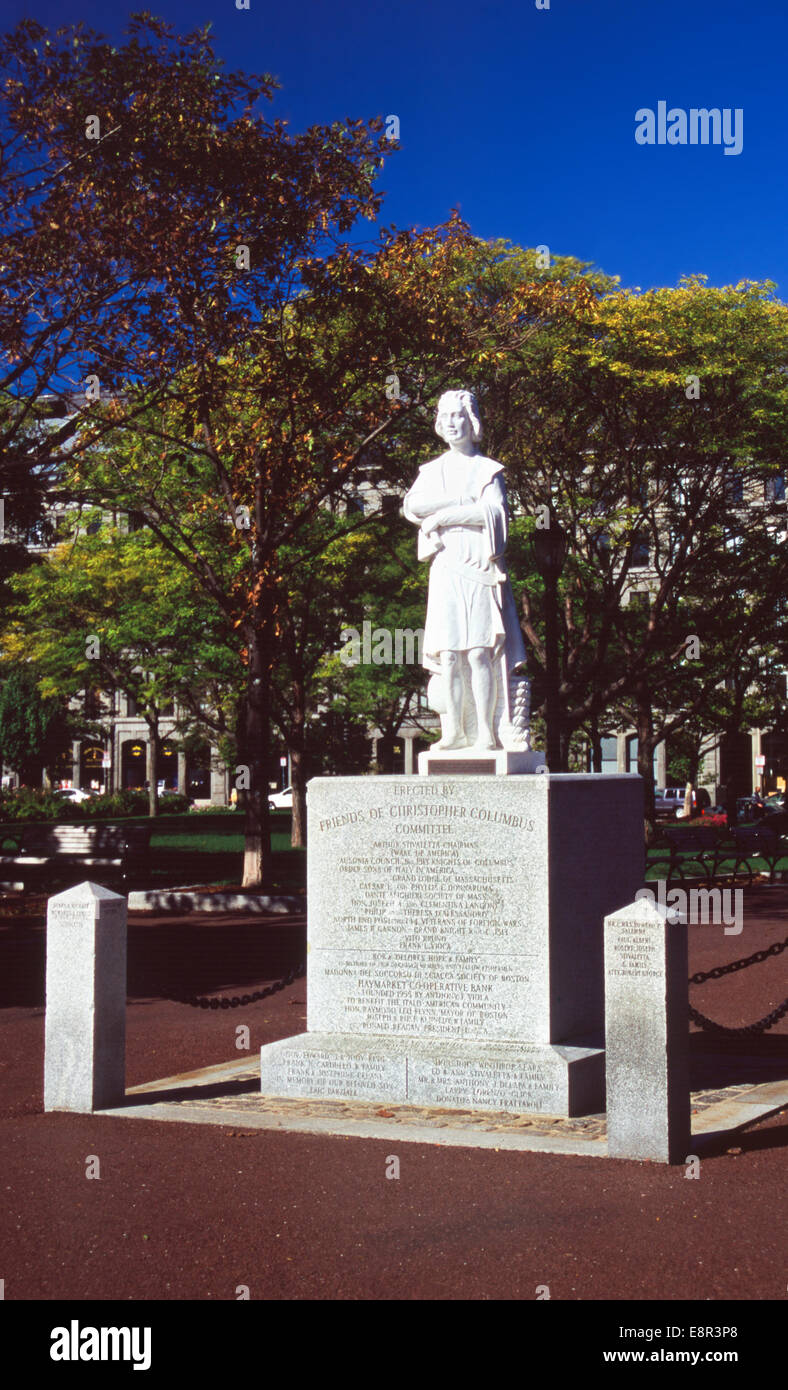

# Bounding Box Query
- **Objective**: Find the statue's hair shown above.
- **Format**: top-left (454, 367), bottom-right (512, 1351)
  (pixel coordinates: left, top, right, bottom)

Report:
top-left (435, 389), bottom-right (482, 443)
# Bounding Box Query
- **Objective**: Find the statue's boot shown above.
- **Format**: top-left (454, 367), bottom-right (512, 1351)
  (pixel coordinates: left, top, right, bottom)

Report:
top-left (435, 729), bottom-right (468, 750)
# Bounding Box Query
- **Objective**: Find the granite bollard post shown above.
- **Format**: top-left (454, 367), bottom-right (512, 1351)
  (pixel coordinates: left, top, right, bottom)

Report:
top-left (44, 881), bottom-right (127, 1113)
top-left (604, 896), bottom-right (690, 1163)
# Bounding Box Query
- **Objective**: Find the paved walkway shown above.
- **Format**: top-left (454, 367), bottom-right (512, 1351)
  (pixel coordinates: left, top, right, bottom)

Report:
top-left (0, 891), bottom-right (785, 1302)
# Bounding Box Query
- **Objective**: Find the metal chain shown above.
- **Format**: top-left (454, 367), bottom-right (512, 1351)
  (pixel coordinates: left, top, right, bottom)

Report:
top-left (167, 962), bottom-right (306, 1009)
top-left (689, 998), bottom-right (788, 1036)
top-left (689, 937), bottom-right (787, 985)
top-left (688, 936), bottom-right (788, 1035)
top-left (167, 938), bottom-right (788, 1036)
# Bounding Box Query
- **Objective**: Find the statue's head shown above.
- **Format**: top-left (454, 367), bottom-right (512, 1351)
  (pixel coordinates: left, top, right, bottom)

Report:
top-left (435, 389), bottom-right (482, 446)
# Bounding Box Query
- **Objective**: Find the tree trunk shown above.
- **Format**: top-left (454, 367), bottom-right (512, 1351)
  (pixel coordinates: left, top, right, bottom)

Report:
top-left (241, 623), bottom-right (273, 887)
top-left (288, 678), bottom-right (307, 849)
top-left (145, 716), bottom-right (159, 818)
top-left (290, 743), bottom-right (307, 849)
top-left (589, 718), bottom-right (602, 774)
top-left (635, 688), bottom-right (657, 845)
top-left (376, 729), bottom-right (396, 773)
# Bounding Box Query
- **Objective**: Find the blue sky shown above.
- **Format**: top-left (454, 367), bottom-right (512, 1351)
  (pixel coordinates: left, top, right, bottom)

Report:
top-left (6, 0), bottom-right (786, 294)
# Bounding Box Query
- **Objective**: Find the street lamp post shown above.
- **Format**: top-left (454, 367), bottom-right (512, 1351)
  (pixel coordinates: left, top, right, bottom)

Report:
top-left (532, 518), bottom-right (567, 771)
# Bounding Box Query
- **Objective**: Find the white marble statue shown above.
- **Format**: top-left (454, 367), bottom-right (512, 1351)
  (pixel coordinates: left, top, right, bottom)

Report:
top-left (403, 389), bottom-right (531, 751)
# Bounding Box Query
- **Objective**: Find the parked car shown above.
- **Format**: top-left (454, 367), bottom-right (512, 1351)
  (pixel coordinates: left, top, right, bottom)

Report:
top-left (268, 786), bottom-right (293, 811)
top-left (702, 797), bottom-right (769, 826)
top-left (654, 786), bottom-right (710, 819)
top-left (53, 787), bottom-right (93, 804)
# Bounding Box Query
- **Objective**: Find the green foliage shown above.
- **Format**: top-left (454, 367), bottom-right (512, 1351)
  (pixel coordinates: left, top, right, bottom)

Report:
top-left (0, 786), bottom-right (190, 823)
top-left (0, 666), bottom-right (71, 782)
top-left (0, 787), bottom-right (72, 822)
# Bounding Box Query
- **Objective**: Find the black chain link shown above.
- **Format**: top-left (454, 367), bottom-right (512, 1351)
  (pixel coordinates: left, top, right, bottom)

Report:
top-left (167, 936), bottom-right (788, 1038)
top-left (689, 937), bottom-right (787, 984)
top-left (166, 962), bottom-right (306, 1009)
top-left (688, 936), bottom-right (788, 1035)
top-left (689, 998), bottom-right (788, 1037)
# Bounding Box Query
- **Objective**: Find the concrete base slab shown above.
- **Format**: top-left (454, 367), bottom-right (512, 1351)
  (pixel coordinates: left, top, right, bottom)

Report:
top-left (89, 1053), bottom-right (788, 1162)
top-left (258, 1031), bottom-right (605, 1117)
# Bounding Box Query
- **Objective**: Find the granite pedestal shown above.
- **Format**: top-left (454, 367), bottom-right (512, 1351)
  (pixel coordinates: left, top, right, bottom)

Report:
top-left (260, 774), bottom-right (643, 1116)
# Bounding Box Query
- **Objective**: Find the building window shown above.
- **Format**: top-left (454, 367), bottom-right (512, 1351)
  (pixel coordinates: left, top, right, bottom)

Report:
top-left (726, 474), bottom-right (744, 504)
top-left (22, 518), bottom-right (49, 546)
top-left (764, 476), bottom-right (786, 503)
top-left (630, 532), bottom-right (650, 568)
top-left (629, 589), bottom-right (650, 610)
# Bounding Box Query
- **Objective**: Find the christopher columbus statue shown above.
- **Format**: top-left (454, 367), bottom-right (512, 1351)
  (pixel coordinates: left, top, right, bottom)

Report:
top-left (403, 389), bottom-right (531, 752)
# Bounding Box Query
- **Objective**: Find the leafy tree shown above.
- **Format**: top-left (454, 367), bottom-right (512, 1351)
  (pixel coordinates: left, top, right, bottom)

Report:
top-left (2, 520), bottom-right (240, 816)
top-left (316, 520), bottom-right (431, 774)
top-left (0, 10), bottom-right (401, 864)
top-left (491, 277), bottom-right (788, 829)
top-left (0, 14), bottom-right (393, 496)
top-left (0, 665), bottom-right (71, 785)
top-left (68, 220), bottom-right (584, 881)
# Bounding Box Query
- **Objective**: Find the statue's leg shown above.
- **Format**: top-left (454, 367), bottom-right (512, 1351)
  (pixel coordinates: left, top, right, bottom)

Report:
top-left (435, 650), bottom-right (467, 748)
top-left (467, 647), bottom-right (498, 749)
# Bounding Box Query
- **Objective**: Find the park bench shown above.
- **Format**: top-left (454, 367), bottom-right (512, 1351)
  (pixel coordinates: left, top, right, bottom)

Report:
top-left (649, 822), bottom-right (788, 888)
top-left (731, 822), bottom-right (788, 883)
top-left (0, 823), bottom-right (152, 891)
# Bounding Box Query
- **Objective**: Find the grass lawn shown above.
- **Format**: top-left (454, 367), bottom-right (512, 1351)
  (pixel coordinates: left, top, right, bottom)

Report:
top-left (150, 828), bottom-right (294, 854)
top-left (0, 810), bottom-right (304, 892)
top-left (147, 811), bottom-right (303, 889)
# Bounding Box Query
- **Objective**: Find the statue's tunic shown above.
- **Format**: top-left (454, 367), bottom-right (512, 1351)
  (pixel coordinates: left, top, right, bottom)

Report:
top-left (403, 452), bottom-right (526, 678)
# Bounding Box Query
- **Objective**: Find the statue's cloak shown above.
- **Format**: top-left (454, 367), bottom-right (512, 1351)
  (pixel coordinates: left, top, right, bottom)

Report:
top-left (403, 452), bottom-right (527, 740)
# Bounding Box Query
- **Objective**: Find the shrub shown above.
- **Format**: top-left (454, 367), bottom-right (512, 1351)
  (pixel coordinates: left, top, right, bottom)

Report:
top-left (0, 787), bottom-right (74, 822)
top-left (0, 785), bottom-right (192, 822)
top-left (82, 789), bottom-right (149, 819)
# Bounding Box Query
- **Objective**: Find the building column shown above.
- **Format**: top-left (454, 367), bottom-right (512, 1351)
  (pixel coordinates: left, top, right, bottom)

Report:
top-left (698, 735), bottom-right (719, 794)
top-left (177, 749), bottom-right (187, 795)
top-left (656, 741), bottom-right (667, 788)
top-left (403, 732), bottom-right (416, 775)
top-left (616, 732), bottom-right (628, 773)
top-left (752, 728), bottom-right (763, 793)
top-left (209, 747), bottom-right (228, 805)
top-left (71, 740), bottom-right (81, 790)
top-left (112, 726), bottom-right (122, 793)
